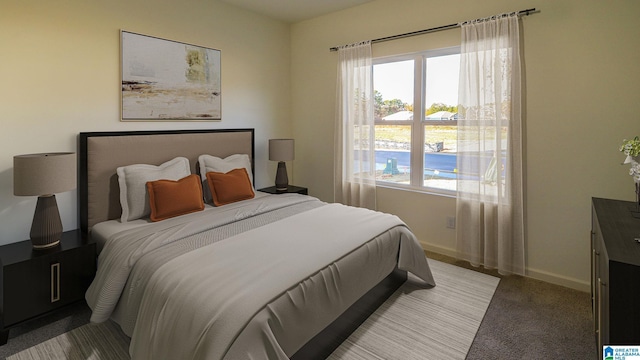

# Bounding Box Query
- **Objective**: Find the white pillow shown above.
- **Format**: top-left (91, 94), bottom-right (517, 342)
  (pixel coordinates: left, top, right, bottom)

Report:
top-left (117, 157), bottom-right (191, 222)
top-left (198, 154), bottom-right (254, 203)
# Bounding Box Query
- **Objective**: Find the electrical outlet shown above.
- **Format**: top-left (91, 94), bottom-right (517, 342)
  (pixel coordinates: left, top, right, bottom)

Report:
top-left (446, 216), bottom-right (456, 229)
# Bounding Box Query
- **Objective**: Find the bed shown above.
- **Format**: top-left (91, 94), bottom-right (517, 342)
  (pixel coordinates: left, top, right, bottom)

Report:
top-left (79, 129), bottom-right (435, 360)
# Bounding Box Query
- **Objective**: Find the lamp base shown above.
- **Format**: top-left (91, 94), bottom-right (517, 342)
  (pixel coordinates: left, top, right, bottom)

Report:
top-left (275, 161), bottom-right (289, 191)
top-left (30, 195), bottom-right (63, 250)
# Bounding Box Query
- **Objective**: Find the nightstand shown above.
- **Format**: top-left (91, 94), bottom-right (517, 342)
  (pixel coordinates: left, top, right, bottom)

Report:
top-left (258, 185), bottom-right (308, 195)
top-left (0, 229), bottom-right (96, 344)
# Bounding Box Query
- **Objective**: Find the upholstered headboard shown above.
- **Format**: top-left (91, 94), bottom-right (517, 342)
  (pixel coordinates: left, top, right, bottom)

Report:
top-left (78, 129), bottom-right (255, 233)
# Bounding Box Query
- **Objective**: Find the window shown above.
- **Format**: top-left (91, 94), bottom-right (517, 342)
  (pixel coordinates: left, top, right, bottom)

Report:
top-left (373, 48), bottom-right (460, 193)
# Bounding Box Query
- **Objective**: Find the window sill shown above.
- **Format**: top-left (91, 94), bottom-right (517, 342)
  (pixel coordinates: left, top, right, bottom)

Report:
top-left (375, 182), bottom-right (456, 199)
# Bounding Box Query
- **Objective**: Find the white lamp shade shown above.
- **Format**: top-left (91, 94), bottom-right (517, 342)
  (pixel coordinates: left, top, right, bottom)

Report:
top-left (269, 139), bottom-right (295, 162)
top-left (14, 152), bottom-right (77, 196)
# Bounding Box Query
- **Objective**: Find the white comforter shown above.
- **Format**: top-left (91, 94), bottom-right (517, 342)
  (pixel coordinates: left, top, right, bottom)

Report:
top-left (86, 195), bottom-right (434, 359)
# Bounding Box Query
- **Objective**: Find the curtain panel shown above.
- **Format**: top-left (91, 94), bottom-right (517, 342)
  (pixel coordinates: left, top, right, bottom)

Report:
top-left (455, 14), bottom-right (525, 275)
top-left (334, 41), bottom-right (377, 210)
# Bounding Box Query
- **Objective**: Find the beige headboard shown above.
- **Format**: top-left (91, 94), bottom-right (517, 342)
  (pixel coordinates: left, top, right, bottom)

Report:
top-left (79, 129), bottom-right (255, 233)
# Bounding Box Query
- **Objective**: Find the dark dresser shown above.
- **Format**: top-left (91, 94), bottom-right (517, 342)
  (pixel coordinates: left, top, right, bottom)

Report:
top-left (591, 197), bottom-right (640, 358)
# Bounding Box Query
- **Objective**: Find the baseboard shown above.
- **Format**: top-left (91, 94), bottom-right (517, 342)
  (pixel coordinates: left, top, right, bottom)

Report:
top-left (526, 267), bottom-right (590, 293)
top-left (420, 241), bottom-right (457, 258)
top-left (419, 241), bottom-right (590, 293)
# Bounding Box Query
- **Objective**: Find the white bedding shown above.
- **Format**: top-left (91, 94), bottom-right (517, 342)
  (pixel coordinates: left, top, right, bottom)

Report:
top-left (90, 192), bottom-right (271, 254)
top-left (86, 194), bottom-right (435, 359)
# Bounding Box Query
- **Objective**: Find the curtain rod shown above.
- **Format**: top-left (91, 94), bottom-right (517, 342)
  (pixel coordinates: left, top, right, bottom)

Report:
top-left (329, 8), bottom-right (538, 52)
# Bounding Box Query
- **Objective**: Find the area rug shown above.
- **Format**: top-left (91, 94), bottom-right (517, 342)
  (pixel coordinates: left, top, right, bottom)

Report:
top-left (8, 260), bottom-right (499, 360)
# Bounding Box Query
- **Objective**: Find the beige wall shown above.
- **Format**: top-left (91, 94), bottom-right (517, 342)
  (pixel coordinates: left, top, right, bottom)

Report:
top-left (0, 0), bottom-right (292, 244)
top-left (291, 0), bottom-right (640, 291)
top-left (2, 0), bottom-right (638, 292)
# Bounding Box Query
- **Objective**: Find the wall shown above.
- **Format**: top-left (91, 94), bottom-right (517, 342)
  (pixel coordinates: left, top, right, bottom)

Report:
top-left (0, 0), bottom-right (291, 244)
top-left (291, 0), bottom-right (640, 291)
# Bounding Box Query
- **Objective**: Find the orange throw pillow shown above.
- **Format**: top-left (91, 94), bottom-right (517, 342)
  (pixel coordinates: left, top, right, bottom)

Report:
top-left (206, 168), bottom-right (255, 206)
top-left (146, 174), bottom-right (205, 222)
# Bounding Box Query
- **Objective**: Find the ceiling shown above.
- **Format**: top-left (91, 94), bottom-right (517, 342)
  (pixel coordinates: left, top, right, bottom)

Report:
top-left (220, 0), bottom-right (375, 23)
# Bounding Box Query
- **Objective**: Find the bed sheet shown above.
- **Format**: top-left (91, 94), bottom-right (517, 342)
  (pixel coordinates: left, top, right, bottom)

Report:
top-left (86, 194), bottom-right (434, 360)
top-left (90, 192), bottom-right (269, 253)
top-left (87, 193), bottom-right (312, 323)
top-left (224, 226), bottom-right (415, 359)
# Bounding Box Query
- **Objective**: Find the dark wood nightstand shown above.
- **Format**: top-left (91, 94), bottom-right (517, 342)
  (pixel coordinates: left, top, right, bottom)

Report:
top-left (0, 229), bottom-right (96, 344)
top-left (258, 185), bottom-right (308, 195)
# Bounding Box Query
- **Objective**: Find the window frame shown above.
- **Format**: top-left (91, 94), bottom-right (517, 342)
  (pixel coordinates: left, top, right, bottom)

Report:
top-left (373, 46), bottom-right (460, 196)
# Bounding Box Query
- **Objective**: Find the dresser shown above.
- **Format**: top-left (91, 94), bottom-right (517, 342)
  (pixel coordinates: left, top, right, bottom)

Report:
top-left (591, 197), bottom-right (640, 357)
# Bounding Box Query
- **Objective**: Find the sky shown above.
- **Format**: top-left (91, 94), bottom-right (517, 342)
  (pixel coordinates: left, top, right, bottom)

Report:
top-left (373, 53), bottom-right (460, 107)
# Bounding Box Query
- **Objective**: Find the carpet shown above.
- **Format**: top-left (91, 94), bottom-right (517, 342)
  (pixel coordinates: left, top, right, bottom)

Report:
top-left (8, 260), bottom-right (499, 360)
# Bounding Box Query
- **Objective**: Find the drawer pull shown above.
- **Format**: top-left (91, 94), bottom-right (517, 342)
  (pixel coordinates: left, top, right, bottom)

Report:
top-left (597, 278), bottom-right (603, 348)
top-left (51, 263), bottom-right (60, 303)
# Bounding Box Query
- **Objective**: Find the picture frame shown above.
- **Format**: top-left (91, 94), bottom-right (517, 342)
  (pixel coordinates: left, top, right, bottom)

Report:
top-left (120, 31), bottom-right (221, 121)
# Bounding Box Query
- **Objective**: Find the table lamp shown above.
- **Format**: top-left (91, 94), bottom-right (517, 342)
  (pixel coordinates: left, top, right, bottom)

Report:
top-left (13, 152), bottom-right (77, 249)
top-left (268, 139), bottom-right (294, 191)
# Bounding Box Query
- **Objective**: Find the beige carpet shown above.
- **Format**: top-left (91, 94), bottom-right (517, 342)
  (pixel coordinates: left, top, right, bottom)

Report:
top-left (8, 260), bottom-right (499, 360)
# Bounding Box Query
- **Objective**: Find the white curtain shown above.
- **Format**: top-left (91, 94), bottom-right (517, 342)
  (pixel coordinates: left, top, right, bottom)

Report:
top-left (455, 13), bottom-right (525, 275)
top-left (334, 41), bottom-right (376, 210)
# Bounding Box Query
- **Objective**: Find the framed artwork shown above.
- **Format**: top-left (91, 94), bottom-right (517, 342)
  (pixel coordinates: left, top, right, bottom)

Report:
top-left (121, 31), bottom-right (221, 121)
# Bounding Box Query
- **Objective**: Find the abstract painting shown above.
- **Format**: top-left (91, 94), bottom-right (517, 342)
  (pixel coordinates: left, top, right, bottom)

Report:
top-left (121, 31), bottom-right (221, 121)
